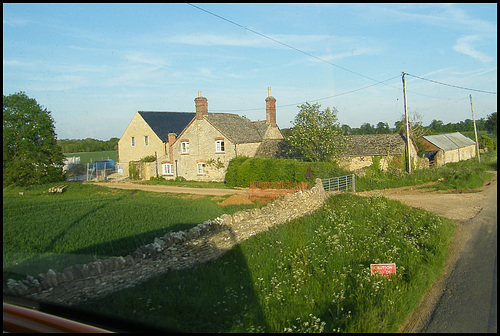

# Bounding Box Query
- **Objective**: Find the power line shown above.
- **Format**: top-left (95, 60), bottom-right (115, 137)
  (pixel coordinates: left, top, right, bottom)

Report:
top-left (405, 73), bottom-right (497, 95)
top-left (212, 75), bottom-right (401, 112)
top-left (186, 3), bottom-right (395, 87)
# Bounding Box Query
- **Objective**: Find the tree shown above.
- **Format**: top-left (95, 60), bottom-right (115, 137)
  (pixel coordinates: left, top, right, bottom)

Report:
top-left (341, 124), bottom-right (352, 135)
top-left (428, 119), bottom-right (444, 133)
top-left (3, 92), bottom-right (65, 186)
top-left (375, 121), bottom-right (391, 134)
top-left (359, 122), bottom-right (373, 134)
top-left (287, 102), bottom-right (346, 162)
top-left (485, 112), bottom-right (497, 136)
top-left (396, 110), bottom-right (429, 156)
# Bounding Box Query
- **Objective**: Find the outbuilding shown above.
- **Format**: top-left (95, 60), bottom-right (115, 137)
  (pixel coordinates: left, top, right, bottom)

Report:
top-left (420, 132), bottom-right (476, 167)
top-left (338, 133), bottom-right (424, 173)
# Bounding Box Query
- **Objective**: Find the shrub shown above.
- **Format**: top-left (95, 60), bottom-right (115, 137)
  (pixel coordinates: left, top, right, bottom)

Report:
top-left (129, 162), bottom-right (140, 180)
top-left (224, 157), bottom-right (349, 187)
top-left (140, 155), bottom-right (156, 162)
top-left (224, 156), bottom-right (250, 187)
top-left (479, 135), bottom-right (497, 151)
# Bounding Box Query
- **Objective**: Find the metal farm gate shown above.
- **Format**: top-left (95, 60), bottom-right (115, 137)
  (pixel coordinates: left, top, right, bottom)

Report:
top-left (321, 174), bottom-right (356, 193)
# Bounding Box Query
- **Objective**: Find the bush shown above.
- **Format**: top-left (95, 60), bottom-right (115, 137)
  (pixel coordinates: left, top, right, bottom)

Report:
top-left (479, 135), bottom-right (497, 151)
top-left (129, 162), bottom-right (140, 180)
top-left (140, 155), bottom-right (156, 162)
top-left (224, 157), bottom-right (350, 187)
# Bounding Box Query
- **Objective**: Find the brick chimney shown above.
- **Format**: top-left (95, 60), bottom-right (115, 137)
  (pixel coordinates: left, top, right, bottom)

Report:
top-left (195, 91), bottom-right (208, 120)
top-left (168, 132), bottom-right (176, 145)
top-left (265, 86), bottom-right (276, 125)
top-left (167, 133), bottom-right (176, 160)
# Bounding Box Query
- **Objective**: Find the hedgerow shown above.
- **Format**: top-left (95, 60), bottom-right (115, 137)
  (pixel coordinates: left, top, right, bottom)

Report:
top-left (224, 156), bottom-right (349, 188)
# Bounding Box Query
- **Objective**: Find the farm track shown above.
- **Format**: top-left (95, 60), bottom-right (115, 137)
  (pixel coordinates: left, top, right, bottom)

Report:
top-left (93, 181), bottom-right (250, 196)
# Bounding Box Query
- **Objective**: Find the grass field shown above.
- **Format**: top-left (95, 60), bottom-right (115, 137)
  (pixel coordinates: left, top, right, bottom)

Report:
top-left (64, 150), bottom-right (118, 165)
top-left (3, 183), bottom-right (262, 281)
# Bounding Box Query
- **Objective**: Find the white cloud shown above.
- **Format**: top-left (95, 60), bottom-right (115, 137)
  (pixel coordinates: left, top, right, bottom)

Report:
top-left (453, 35), bottom-right (493, 63)
top-left (316, 47), bottom-right (382, 62)
top-left (3, 16), bottom-right (29, 27)
top-left (124, 51), bottom-right (169, 68)
top-left (167, 33), bottom-right (331, 50)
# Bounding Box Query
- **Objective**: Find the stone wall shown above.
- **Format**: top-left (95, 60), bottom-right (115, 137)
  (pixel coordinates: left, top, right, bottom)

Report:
top-left (5, 179), bottom-right (329, 306)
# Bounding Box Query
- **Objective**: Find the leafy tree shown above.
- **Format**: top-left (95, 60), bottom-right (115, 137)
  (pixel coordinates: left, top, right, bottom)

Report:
top-left (341, 124), bottom-right (352, 135)
top-left (428, 119), bottom-right (444, 133)
top-left (375, 121), bottom-right (391, 134)
top-left (3, 92), bottom-right (65, 186)
top-left (396, 111), bottom-right (429, 156)
top-left (359, 122), bottom-right (373, 134)
top-left (287, 102), bottom-right (346, 162)
top-left (485, 112), bottom-right (497, 136)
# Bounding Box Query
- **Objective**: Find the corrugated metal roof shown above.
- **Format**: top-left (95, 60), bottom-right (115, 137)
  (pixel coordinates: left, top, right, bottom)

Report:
top-left (422, 132), bottom-right (476, 151)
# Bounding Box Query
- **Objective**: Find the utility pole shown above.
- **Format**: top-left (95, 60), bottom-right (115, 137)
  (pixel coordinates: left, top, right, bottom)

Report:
top-left (469, 95), bottom-right (481, 163)
top-left (402, 72), bottom-right (411, 174)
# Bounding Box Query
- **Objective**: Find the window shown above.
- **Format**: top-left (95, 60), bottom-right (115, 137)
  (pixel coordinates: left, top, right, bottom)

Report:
top-left (131, 137), bottom-right (135, 147)
top-left (162, 163), bottom-right (173, 176)
top-left (215, 140), bottom-right (225, 153)
top-left (181, 141), bottom-right (189, 154)
top-left (144, 136), bottom-right (149, 147)
top-left (197, 162), bottom-right (206, 175)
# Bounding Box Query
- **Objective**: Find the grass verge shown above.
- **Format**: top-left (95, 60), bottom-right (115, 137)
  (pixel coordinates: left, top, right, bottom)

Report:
top-left (356, 151), bottom-right (496, 192)
top-left (77, 193), bottom-right (455, 333)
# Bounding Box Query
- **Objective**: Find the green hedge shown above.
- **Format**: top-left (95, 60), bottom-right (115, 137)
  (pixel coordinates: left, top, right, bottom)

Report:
top-left (224, 156), bottom-right (349, 188)
top-left (479, 134), bottom-right (497, 151)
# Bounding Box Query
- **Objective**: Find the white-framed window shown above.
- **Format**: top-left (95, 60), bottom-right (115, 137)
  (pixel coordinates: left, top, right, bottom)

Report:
top-left (197, 162), bottom-right (206, 175)
top-left (162, 163), bottom-right (174, 176)
top-left (131, 137), bottom-right (135, 147)
top-left (144, 136), bottom-right (149, 147)
top-left (215, 139), bottom-right (225, 153)
top-left (181, 141), bottom-right (189, 154)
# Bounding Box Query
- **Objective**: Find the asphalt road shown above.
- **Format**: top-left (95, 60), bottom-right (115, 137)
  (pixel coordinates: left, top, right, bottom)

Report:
top-left (422, 176), bottom-right (497, 333)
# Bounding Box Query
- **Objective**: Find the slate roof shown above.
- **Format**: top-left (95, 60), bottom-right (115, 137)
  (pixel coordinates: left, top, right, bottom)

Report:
top-left (205, 113), bottom-right (267, 144)
top-left (138, 111), bottom-right (278, 145)
top-left (422, 132), bottom-right (476, 152)
top-left (138, 111), bottom-right (196, 142)
top-left (343, 133), bottom-right (407, 156)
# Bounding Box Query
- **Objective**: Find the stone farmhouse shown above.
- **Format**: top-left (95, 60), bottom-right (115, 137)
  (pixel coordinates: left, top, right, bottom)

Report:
top-left (338, 133), bottom-right (423, 173)
top-left (117, 88), bottom-right (284, 181)
top-left (419, 132), bottom-right (477, 167)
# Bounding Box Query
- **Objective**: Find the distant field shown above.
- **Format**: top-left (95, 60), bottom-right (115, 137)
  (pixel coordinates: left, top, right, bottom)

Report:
top-left (64, 150), bottom-right (118, 165)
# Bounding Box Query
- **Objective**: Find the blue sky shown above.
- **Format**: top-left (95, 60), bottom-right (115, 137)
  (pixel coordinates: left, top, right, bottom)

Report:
top-left (3, 3), bottom-right (497, 140)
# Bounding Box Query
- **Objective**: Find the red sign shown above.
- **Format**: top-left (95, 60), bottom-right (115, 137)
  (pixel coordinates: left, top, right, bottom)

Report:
top-left (370, 263), bottom-right (396, 276)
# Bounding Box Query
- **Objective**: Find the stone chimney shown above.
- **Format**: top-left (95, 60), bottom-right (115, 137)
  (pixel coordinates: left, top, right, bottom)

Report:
top-left (265, 86), bottom-right (276, 125)
top-left (195, 91), bottom-right (208, 120)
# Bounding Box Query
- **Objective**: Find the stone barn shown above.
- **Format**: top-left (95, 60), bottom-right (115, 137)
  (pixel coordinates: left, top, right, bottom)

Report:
top-left (338, 133), bottom-right (422, 173)
top-left (420, 132), bottom-right (477, 167)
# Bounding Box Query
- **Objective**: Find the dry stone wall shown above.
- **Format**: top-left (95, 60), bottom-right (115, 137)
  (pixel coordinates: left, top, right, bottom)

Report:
top-left (5, 179), bottom-right (329, 306)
